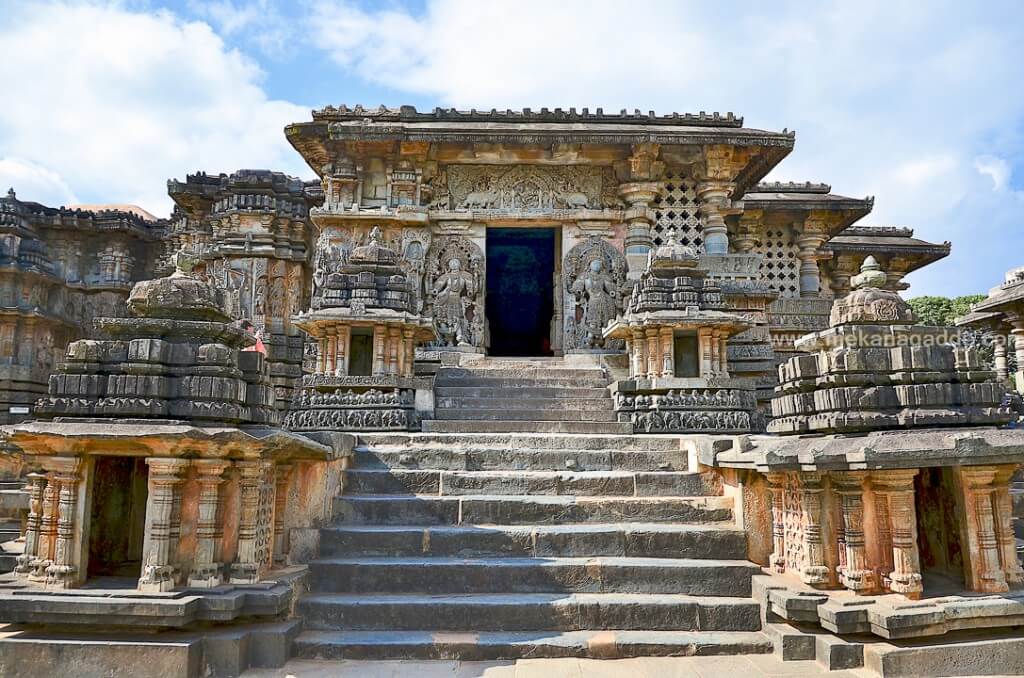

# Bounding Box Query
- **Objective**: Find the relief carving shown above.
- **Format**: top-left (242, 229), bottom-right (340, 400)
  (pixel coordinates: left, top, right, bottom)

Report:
top-left (447, 165), bottom-right (613, 211)
top-left (562, 237), bottom-right (627, 350)
top-left (425, 236), bottom-right (485, 348)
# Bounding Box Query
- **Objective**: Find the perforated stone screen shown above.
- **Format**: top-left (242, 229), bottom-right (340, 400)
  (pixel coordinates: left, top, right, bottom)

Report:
top-left (759, 224), bottom-right (801, 298)
top-left (653, 173), bottom-right (703, 251)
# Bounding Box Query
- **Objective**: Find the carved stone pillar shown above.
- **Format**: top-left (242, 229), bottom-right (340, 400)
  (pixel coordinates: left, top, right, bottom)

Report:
top-left (231, 460), bottom-right (271, 584)
top-left (326, 331), bottom-right (337, 376)
top-left (958, 466), bottom-right (1010, 593)
top-left (645, 328), bottom-right (659, 379)
top-left (188, 460), bottom-right (229, 588)
top-left (139, 458), bottom-right (189, 592)
top-left (388, 327), bottom-right (401, 376)
top-left (734, 212), bottom-right (760, 254)
top-left (1008, 319), bottom-right (1024, 393)
top-left (631, 329), bottom-right (646, 378)
top-left (401, 328), bottom-right (414, 378)
top-left (317, 337), bottom-right (328, 375)
top-left (993, 332), bottom-right (1010, 384)
top-left (44, 458), bottom-right (83, 589)
top-left (618, 182), bottom-right (659, 255)
top-left (797, 472), bottom-right (830, 586)
top-left (873, 470), bottom-right (923, 597)
top-left (696, 181), bottom-right (733, 255)
top-left (372, 325), bottom-right (387, 376)
top-left (273, 464), bottom-right (293, 564)
top-left (15, 473), bottom-right (46, 577)
top-left (993, 466), bottom-right (1024, 585)
top-left (796, 231), bottom-right (827, 298)
top-left (766, 473), bottom-right (787, 574)
top-left (30, 472), bottom-right (59, 582)
top-left (833, 471), bottom-right (873, 592)
top-left (698, 327), bottom-right (713, 377)
top-left (336, 325), bottom-right (350, 376)
top-left (659, 327), bottom-right (673, 378)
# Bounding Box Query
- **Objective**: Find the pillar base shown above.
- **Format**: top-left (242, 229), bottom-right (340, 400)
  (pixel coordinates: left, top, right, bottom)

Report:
top-left (229, 563), bottom-right (260, 585)
top-left (800, 565), bottom-right (830, 586)
top-left (187, 563), bottom-right (224, 589)
top-left (138, 565), bottom-right (176, 592)
top-left (44, 564), bottom-right (77, 590)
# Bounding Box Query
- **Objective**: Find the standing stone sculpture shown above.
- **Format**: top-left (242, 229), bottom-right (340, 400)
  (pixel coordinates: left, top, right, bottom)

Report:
top-left (432, 258), bottom-right (477, 347)
top-left (424, 236), bottom-right (485, 350)
top-left (563, 237), bottom-right (627, 351)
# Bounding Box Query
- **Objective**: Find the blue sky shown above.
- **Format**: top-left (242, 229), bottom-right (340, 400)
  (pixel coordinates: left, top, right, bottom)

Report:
top-left (1, 0), bottom-right (1023, 298)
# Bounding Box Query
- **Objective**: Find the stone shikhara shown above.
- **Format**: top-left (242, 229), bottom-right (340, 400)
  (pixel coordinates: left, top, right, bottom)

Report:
top-left (0, 106), bottom-right (1018, 677)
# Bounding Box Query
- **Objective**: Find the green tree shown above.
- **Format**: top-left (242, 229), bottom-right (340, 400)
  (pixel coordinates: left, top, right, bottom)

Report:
top-left (907, 294), bottom-right (986, 326)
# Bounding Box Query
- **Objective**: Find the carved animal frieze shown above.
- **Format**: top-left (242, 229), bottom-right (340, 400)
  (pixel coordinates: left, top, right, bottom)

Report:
top-left (447, 165), bottom-right (614, 212)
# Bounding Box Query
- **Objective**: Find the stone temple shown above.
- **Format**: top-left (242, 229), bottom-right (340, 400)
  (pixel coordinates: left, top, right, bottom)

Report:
top-left (0, 105), bottom-right (1020, 677)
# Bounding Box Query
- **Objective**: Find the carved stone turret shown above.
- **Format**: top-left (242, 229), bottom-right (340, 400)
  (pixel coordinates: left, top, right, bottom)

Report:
top-left (287, 226), bottom-right (434, 432)
top-left (769, 258), bottom-right (1009, 434)
top-left (604, 231), bottom-right (756, 433)
top-left (34, 251), bottom-right (276, 424)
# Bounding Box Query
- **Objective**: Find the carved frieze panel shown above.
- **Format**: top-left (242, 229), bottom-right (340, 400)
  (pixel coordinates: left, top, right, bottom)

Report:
top-left (562, 237), bottom-right (627, 350)
top-left (446, 165), bottom-right (616, 211)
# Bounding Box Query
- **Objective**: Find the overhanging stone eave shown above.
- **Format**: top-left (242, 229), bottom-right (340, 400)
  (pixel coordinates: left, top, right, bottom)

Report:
top-left (824, 240), bottom-right (951, 269)
top-left (710, 426), bottom-right (1024, 473)
top-left (1, 420), bottom-right (342, 462)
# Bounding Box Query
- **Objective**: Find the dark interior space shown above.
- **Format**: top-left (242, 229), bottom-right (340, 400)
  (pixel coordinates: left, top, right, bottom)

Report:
top-left (915, 467), bottom-right (965, 589)
top-left (349, 331), bottom-right (374, 376)
top-left (88, 456), bottom-right (148, 578)
top-left (485, 228), bottom-right (556, 356)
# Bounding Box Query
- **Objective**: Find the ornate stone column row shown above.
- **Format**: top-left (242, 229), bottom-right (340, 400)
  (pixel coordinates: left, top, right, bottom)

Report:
top-left (957, 465), bottom-right (1024, 593)
top-left (765, 465), bottom-right (1024, 598)
top-left (765, 469), bottom-right (924, 597)
top-left (314, 323), bottom-right (418, 378)
top-left (11, 458), bottom-right (84, 589)
top-left (14, 454), bottom-right (295, 592)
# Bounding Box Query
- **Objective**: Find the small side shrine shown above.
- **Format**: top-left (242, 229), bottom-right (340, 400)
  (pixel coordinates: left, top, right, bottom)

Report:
top-left (0, 252), bottom-right (347, 596)
top-left (286, 226), bottom-right (434, 431)
top-left (604, 232), bottom-right (757, 433)
top-left (708, 258), bottom-right (1023, 643)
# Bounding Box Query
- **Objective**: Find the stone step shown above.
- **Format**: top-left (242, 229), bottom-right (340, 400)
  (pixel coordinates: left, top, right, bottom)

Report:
top-left (352, 446), bottom-right (687, 472)
top-left (293, 629), bottom-right (773, 661)
top-left (435, 397), bottom-right (614, 412)
top-left (307, 557), bottom-right (758, 596)
top-left (433, 408), bottom-right (619, 422)
top-left (436, 367), bottom-right (607, 381)
top-left (422, 420), bottom-right (632, 434)
top-left (434, 386), bottom-right (610, 399)
top-left (864, 632), bottom-right (1024, 677)
top-left (298, 592), bottom-right (762, 632)
top-left (343, 469), bottom-right (716, 497)
top-left (318, 523), bottom-right (747, 559)
top-left (359, 432), bottom-right (682, 452)
top-left (332, 494), bottom-right (734, 526)
top-left (433, 378), bottom-right (612, 390)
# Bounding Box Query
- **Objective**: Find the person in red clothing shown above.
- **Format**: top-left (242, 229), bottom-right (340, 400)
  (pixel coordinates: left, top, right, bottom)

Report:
top-left (239, 319), bottom-right (267, 355)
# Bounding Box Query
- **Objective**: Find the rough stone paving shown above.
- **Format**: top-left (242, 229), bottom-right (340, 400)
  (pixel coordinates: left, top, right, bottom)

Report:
top-left (0, 105), bottom-right (1018, 678)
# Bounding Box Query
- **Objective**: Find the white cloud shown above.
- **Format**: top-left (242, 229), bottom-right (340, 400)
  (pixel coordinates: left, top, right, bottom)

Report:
top-left (974, 155), bottom-right (1011, 191)
top-left (0, 2), bottom-right (312, 216)
top-left (0, 158), bottom-right (78, 207)
top-left (186, 0), bottom-right (295, 57)
top-left (304, 0), bottom-right (1024, 296)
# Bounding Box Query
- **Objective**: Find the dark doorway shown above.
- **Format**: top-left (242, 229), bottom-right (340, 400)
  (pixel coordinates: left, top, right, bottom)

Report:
top-left (486, 228), bottom-right (556, 356)
top-left (88, 456), bottom-right (148, 579)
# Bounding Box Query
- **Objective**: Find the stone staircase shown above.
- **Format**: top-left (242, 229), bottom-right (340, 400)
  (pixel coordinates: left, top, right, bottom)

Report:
top-left (292, 431), bottom-right (773, 661)
top-left (422, 357), bottom-right (631, 434)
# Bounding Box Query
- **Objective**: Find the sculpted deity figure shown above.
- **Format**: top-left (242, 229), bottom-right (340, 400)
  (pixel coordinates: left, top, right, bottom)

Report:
top-left (431, 257), bottom-right (476, 346)
top-left (571, 258), bottom-right (619, 348)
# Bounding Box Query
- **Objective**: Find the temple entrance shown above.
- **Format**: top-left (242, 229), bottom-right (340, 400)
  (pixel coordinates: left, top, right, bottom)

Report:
top-left (87, 456), bottom-right (147, 579)
top-left (486, 228), bottom-right (557, 356)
